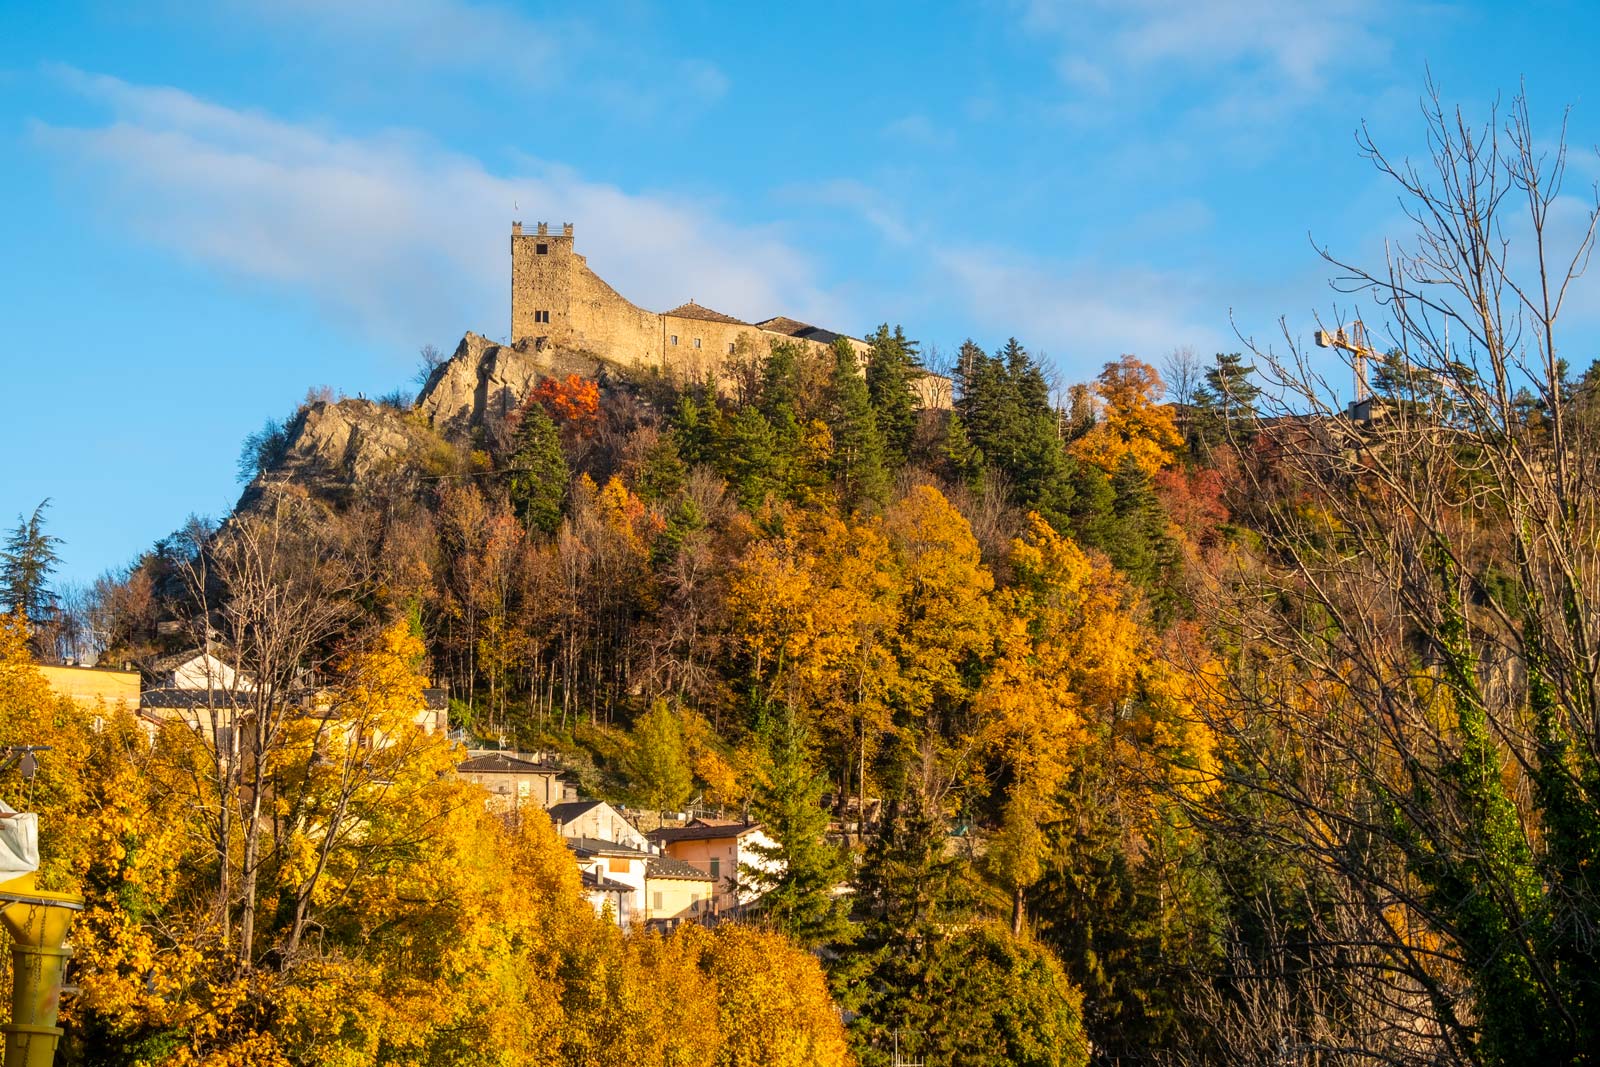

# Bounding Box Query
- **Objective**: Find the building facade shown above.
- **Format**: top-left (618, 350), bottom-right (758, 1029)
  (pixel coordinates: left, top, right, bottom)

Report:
top-left (508, 222), bottom-right (950, 407)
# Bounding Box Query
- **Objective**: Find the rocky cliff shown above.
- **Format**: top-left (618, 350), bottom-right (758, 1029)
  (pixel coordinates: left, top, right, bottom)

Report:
top-left (415, 332), bottom-right (620, 437)
top-left (240, 332), bottom-right (629, 509)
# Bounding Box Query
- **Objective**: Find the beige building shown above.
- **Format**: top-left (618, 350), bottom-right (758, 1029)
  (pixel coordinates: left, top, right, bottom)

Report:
top-left (644, 854), bottom-right (715, 927)
top-left (456, 752), bottom-right (575, 813)
top-left (546, 799), bottom-right (650, 852)
top-left (509, 222), bottom-right (950, 407)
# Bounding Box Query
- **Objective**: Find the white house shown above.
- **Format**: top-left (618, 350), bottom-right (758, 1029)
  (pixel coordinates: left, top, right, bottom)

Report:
top-left (547, 799), bottom-right (650, 851)
top-left (567, 836), bottom-right (651, 928)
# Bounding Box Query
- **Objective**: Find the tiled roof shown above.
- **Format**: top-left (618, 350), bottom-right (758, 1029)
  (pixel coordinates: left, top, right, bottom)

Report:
top-left (647, 855), bottom-right (714, 881)
top-left (566, 835), bottom-right (650, 858)
top-left (664, 301), bottom-right (748, 325)
top-left (754, 315), bottom-right (812, 336)
top-left (580, 869), bottom-right (633, 894)
top-left (546, 799), bottom-right (604, 824)
top-left (754, 316), bottom-right (849, 345)
top-left (646, 820), bottom-right (763, 845)
top-left (456, 752), bottom-right (566, 775)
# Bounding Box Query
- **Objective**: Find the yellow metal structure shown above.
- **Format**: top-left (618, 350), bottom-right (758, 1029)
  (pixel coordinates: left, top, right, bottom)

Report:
top-left (0, 872), bottom-right (82, 1067)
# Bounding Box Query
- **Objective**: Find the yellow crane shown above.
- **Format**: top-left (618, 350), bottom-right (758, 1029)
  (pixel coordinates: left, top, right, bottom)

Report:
top-left (1315, 320), bottom-right (1380, 421)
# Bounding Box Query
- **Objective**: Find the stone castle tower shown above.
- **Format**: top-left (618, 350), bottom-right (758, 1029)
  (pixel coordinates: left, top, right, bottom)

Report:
top-left (507, 221), bottom-right (952, 407)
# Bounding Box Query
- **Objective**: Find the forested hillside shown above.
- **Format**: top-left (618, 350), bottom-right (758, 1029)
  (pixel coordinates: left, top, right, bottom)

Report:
top-left (7, 91), bottom-right (1600, 1067)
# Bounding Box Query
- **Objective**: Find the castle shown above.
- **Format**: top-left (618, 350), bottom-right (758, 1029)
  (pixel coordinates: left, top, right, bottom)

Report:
top-left (509, 222), bottom-right (950, 407)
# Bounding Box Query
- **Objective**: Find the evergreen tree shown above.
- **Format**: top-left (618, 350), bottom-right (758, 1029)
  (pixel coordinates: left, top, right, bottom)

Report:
top-left (865, 324), bottom-right (920, 466)
top-left (722, 407), bottom-right (780, 510)
top-left (636, 430), bottom-right (689, 503)
top-left (1063, 461), bottom-right (1116, 553)
top-left (825, 338), bottom-right (890, 512)
top-left (744, 708), bottom-right (854, 948)
top-left (942, 412), bottom-right (985, 490)
top-left (507, 402), bottom-right (568, 534)
top-left (1, 500), bottom-right (62, 624)
top-left (1190, 351), bottom-right (1260, 451)
top-left (624, 699), bottom-right (694, 812)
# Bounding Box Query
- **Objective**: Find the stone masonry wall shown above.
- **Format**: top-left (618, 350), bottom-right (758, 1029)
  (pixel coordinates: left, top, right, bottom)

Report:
top-left (510, 223), bottom-right (948, 405)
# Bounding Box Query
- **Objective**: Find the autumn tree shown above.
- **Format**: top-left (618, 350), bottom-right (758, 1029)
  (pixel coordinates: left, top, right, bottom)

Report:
top-left (1068, 355), bottom-right (1182, 477)
top-left (624, 699), bottom-right (694, 813)
top-left (1197, 85), bottom-right (1600, 1066)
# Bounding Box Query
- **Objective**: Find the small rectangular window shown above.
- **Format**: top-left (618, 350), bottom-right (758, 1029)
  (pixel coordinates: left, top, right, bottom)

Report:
top-left (653, 891), bottom-right (663, 910)
top-left (670, 335), bottom-right (679, 345)
top-left (728, 343), bottom-right (736, 354)
top-left (693, 338), bottom-right (702, 349)
top-left (709, 858), bottom-right (721, 880)
top-left (536, 243), bottom-right (549, 255)
top-left (534, 310), bottom-right (550, 324)
top-left (608, 857), bottom-right (629, 874)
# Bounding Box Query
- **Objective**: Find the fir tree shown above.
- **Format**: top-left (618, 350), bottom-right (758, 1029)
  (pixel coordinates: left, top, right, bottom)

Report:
top-left (865, 323), bottom-right (920, 466)
top-left (722, 407), bottom-right (780, 510)
top-left (1190, 351), bottom-right (1260, 451)
top-left (1, 500), bottom-right (62, 624)
top-left (826, 338), bottom-right (890, 512)
top-left (507, 402), bottom-right (568, 534)
top-left (744, 708), bottom-right (854, 948)
top-left (636, 430), bottom-right (688, 503)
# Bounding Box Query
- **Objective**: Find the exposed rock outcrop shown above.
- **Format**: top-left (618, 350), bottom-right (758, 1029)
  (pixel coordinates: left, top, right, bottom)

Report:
top-left (240, 398), bottom-right (431, 510)
top-left (415, 332), bottom-right (619, 439)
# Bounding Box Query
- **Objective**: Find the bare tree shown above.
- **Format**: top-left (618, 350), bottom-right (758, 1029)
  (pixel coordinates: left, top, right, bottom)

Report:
top-left (1195, 83), bottom-right (1600, 1065)
top-left (172, 496), bottom-right (371, 968)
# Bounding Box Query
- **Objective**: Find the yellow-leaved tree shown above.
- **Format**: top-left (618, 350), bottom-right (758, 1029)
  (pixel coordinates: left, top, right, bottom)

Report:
top-left (1069, 356), bottom-right (1183, 477)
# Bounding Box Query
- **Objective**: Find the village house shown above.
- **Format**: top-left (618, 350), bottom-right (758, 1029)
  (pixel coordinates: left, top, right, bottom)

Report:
top-left (37, 663), bottom-right (140, 713)
top-left (645, 819), bottom-right (780, 914)
top-left (546, 799), bottom-right (651, 852)
top-left (455, 752), bottom-right (576, 813)
top-left (567, 836), bottom-right (650, 928)
top-left (644, 854), bottom-right (716, 928)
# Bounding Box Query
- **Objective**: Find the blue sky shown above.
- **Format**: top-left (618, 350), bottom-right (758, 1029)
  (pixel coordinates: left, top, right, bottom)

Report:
top-left (3, 0), bottom-right (1599, 584)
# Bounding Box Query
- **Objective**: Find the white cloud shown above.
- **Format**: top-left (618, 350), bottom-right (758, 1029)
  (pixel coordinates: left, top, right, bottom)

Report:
top-left (34, 70), bottom-right (825, 349)
top-left (936, 246), bottom-right (1227, 370)
top-left (883, 114), bottom-right (955, 149)
top-left (1022, 0), bottom-right (1395, 124)
top-left (226, 0), bottom-right (563, 73)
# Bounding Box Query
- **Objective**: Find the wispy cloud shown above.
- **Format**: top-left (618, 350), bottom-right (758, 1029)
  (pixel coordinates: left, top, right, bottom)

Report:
top-left (218, 0), bottom-right (730, 116)
top-left (800, 177), bottom-right (1226, 371)
top-left (883, 114), bottom-right (955, 150)
top-left (34, 69), bottom-right (824, 347)
top-left (1021, 0), bottom-right (1397, 127)
top-left (234, 0), bottom-right (565, 73)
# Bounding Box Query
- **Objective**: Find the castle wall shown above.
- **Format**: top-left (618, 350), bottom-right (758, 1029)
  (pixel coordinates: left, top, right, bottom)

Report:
top-left (511, 223), bottom-right (949, 406)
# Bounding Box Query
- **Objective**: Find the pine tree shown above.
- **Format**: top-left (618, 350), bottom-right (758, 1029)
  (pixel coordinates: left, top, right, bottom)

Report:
top-left (825, 338), bottom-right (890, 512)
top-left (507, 402), bottom-right (568, 534)
top-left (744, 708), bottom-right (854, 948)
top-left (1, 500), bottom-right (62, 624)
top-left (1190, 352), bottom-right (1260, 451)
top-left (636, 430), bottom-right (689, 503)
top-left (865, 324), bottom-right (920, 466)
top-left (722, 407), bottom-right (780, 510)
